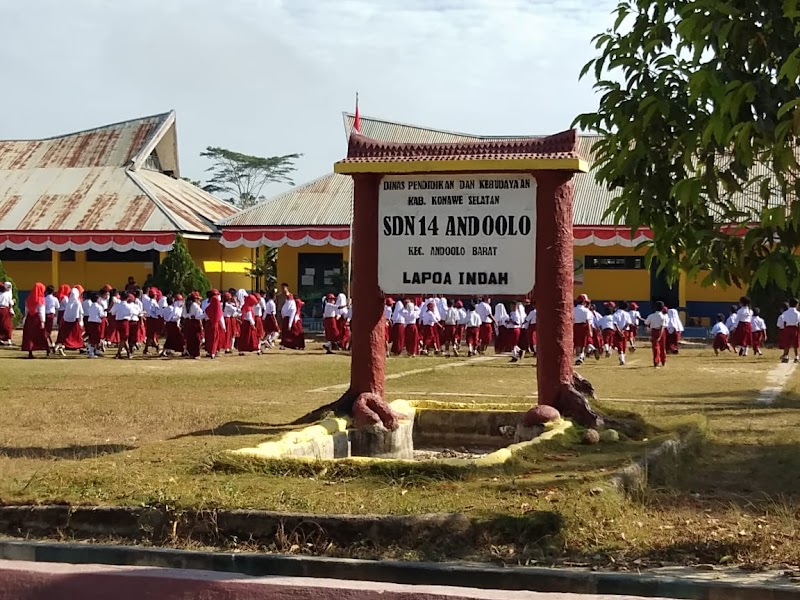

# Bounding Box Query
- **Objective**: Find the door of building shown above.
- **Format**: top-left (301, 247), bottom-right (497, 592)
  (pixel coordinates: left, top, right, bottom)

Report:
top-left (297, 253), bottom-right (344, 318)
top-left (650, 258), bottom-right (679, 309)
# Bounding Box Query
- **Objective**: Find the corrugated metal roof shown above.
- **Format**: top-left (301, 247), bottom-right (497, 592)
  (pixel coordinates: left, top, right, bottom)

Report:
top-left (0, 112), bottom-right (237, 235)
top-left (222, 115), bottom-right (785, 230)
top-left (219, 173), bottom-right (352, 226)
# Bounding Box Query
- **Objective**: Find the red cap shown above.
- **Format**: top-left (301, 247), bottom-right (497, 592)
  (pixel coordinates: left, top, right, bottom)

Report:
top-left (455, 300), bottom-right (463, 308)
top-left (605, 301), bottom-right (616, 309)
top-left (326, 293), bottom-right (335, 301)
top-left (662, 306), bottom-right (669, 313)
top-left (174, 294), bottom-right (184, 301)
top-left (577, 294), bottom-right (590, 303)
top-left (385, 297), bottom-right (394, 306)
top-left (630, 302), bottom-right (639, 310)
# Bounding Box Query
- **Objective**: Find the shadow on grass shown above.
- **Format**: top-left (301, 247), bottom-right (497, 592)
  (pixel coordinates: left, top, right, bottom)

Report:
top-left (0, 443), bottom-right (136, 460)
top-left (170, 421), bottom-right (293, 440)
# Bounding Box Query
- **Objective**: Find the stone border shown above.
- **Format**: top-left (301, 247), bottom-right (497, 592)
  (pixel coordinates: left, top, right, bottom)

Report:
top-left (1, 539), bottom-right (798, 599)
top-left (608, 438), bottom-right (686, 493)
top-left (228, 399), bottom-right (573, 468)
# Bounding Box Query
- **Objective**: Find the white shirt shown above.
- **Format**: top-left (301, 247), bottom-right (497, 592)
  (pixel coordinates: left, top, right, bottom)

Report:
top-left (264, 299), bottom-right (276, 315)
top-left (506, 310), bottom-right (522, 328)
top-left (421, 310), bottom-right (439, 326)
top-left (87, 302), bottom-right (106, 323)
top-left (467, 311), bottom-right (482, 327)
top-left (187, 303), bottom-right (204, 320)
top-left (81, 299), bottom-right (92, 316)
top-left (612, 309), bottom-right (632, 332)
top-left (736, 306), bottom-right (753, 324)
top-left (223, 303), bottom-right (237, 318)
top-left (142, 295), bottom-right (153, 314)
top-left (384, 305), bottom-right (393, 321)
top-left (752, 316), bottom-right (766, 332)
top-left (667, 309), bottom-right (684, 334)
top-left (725, 314), bottom-right (737, 331)
top-left (573, 305), bottom-right (593, 324)
top-left (629, 310), bottom-right (642, 325)
top-left (148, 300), bottom-right (161, 319)
top-left (401, 306), bottom-right (418, 324)
top-left (711, 322), bottom-right (730, 336)
top-left (599, 314), bottom-right (614, 330)
top-left (645, 311), bottom-right (669, 329)
top-left (0, 290), bottom-right (13, 308)
top-left (252, 302), bottom-right (263, 318)
top-left (336, 293), bottom-right (348, 318)
top-left (444, 306), bottom-right (459, 325)
top-left (456, 307), bottom-right (468, 325)
top-left (114, 302), bottom-right (140, 321)
top-left (435, 297), bottom-right (448, 316)
top-left (44, 295), bottom-right (60, 315)
top-left (524, 309), bottom-right (537, 326)
top-left (63, 290), bottom-right (84, 323)
top-left (59, 297), bottom-right (69, 312)
top-left (475, 302), bottom-right (493, 323)
top-left (781, 308), bottom-right (800, 327)
top-left (166, 305), bottom-right (183, 322)
top-left (323, 301), bottom-right (338, 319)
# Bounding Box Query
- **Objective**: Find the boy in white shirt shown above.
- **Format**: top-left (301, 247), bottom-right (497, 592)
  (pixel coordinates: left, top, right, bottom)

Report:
top-left (85, 292), bottom-right (106, 358)
top-left (573, 294), bottom-right (595, 365)
top-left (751, 307), bottom-right (766, 357)
top-left (612, 301), bottom-right (633, 365)
top-left (644, 301), bottom-right (669, 368)
top-left (600, 303), bottom-right (616, 358)
top-left (711, 314), bottom-right (731, 355)
top-left (465, 303), bottom-right (483, 357)
top-left (734, 296), bottom-right (754, 356)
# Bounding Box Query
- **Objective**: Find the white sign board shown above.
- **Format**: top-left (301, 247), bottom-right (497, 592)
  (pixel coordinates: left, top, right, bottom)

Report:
top-left (378, 174), bottom-right (536, 295)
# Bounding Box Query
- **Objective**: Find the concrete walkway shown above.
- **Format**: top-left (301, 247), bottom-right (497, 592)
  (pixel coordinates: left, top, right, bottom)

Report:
top-left (0, 560), bottom-right (674, 600)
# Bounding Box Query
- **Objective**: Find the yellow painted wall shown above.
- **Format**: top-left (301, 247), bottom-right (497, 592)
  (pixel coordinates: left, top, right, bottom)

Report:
top-left (684, 271), bottom-right (746, 303)
top-left (276, 245), bottom-right (350, 292)
top-left (187, 238), bottom-right (255, 291)
top-left (574, 244), bottom-right (649, 301)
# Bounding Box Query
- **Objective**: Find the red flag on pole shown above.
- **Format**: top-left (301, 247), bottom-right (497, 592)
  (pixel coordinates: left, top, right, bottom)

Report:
top-left (353, 92), bottom-right (361, 135)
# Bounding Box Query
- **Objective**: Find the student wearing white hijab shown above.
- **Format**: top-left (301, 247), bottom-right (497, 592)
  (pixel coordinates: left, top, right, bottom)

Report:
top-left (0, 281), bottom-right (14, 346)
top-left (390, 300), bottom-right (406, 356)
top-left (55, 287), bottom-right (85, 354)
top-left (666, 308), bottom-right (685, 355)
top-left (493, 302), bottom-right (509, 353)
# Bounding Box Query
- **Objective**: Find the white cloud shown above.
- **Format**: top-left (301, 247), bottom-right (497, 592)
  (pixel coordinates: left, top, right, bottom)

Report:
top-left (0, 0), bottom-right (616, 193)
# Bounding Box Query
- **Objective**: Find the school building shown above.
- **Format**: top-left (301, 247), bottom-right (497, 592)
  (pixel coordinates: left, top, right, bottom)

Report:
top-left (217, 113), bottom-right (745, 325)
top-left (0, 111), bottom-right (255, 299)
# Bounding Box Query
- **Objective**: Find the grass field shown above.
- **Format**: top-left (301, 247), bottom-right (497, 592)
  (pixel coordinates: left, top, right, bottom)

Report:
top-left (2, 332), bottom-right (800, 567)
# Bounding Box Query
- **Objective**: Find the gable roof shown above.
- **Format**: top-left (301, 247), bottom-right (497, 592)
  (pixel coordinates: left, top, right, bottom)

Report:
top-left (0, 112), bottom-right (237, 250)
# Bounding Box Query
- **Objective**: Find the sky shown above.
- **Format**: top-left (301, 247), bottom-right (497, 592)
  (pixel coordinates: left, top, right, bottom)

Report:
top-left (0, 0), bottom-right (618, 196)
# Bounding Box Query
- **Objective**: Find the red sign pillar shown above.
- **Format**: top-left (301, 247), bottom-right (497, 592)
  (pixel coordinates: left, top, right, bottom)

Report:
top-left (534, 171), bottom-right (575, 407)
top-left (349, 173), bottom-right (386, 398)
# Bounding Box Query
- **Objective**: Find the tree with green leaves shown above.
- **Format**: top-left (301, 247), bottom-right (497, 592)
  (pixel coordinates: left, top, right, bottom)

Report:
top-left (0, 260), bottom-right (20, 326)
top-left (245, 247), bottom-right (278, 292)
top-left (574, 0), bottom-right (800, 293)
top-left (152, 234), bottom-right (211, 296)
top-left (200, 147), bottom-right (301, 209)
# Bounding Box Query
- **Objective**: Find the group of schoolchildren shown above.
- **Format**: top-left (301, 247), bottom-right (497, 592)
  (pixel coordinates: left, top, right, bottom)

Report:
top-left (372, 296), bottom-right (537, 361)
top-left (572, 294), bottom-right (685, 368)
top-left (711, 296), bottom-right (800, 363)
top-left (7, 281), bottom-right (308, 359)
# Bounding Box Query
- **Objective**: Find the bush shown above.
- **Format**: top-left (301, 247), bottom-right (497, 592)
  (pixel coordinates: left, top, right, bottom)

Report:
top-left (0, 260), bottom-right (20, 326)
top-left (151, 234), bottom-right (211, 296)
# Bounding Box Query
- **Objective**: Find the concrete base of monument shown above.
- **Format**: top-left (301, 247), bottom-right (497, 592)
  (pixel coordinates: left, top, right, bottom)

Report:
top-left (226, 400), bottom-right (573, 470)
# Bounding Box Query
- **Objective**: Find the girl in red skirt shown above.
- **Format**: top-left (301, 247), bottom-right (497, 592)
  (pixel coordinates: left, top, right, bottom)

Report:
top-left (203, 292), bottom-right (225, 359)
top-left (21, 282), bottom-right (50, 358)
top-left (56, 284), bottom-right (70, 330)
top-left (183, 295), bottom-right (204, 359)
top-left (85, 292), bottom-right (106, 358)
top-left (573, 294), bottom-right (594, 365)
top-left (403, 300), bottom-right (420, 357)
top-left (665, 308), bottom-right (684, 354)
top-left (507, 300), bottom-right (525, 362)
top-left (161, 295), bottom-right (186, 357)
top-left (420, 301), bottom-right (441, 355)
top-left (322, 293), bottom-right (340, 353)
top-left (253, 293), bottom-right (266, 343)
top-left (465, 303), bottom-right (482, 357)
top-left (0, 281), bottom-right (15, 346)
top-left (390, 300), bottom-right (406, 356)
top-left (237, 294), bottom-right (261, 355)
top-left (493, 302), bottom-right (510, 353)
top-left (383, 297), bottom-right (394, 357)
top-left (280, 294), bottom-right (305, 350)
top-left (55, 287), bottom-right (84, 354)
top-left (523, 302), bottom-right (537, 356)
top-left (734, 296), bottom-right (754, 356)
top-left (222, 293), bottom-right (237, 354)
top-left (751, 308), bottom-right (766, 356)
top-left (263, 292), bottom-right (279, 348)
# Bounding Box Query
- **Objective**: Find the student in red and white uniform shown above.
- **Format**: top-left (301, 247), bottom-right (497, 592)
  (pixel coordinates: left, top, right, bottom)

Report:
top-left (322, 294), bottom-right (340, 354)
top-left (599, 303), bottom-right (615, 358)
top-left (711, 314), bottom-right (731, 355)
top-left (665, 308), bottom-right (684, 354)
top-left (573, 294), bottom-right (595, 365)
top-left (777, 301), bottom-right (790, 355)
top-left (612, 301), bottom-right (632, 366)
top-left (85, 292), bottom-right (106, 358)
top-left (441, 301), bottom-right (460, 358)
top-left (523, 301), bottom-right (537, 356)
top-left (780, 299), bottom-right (800, 363)
top-left (390, 300), bottom-right (407, 356)
top-left (751, 308), bottom-right (766, 357)
top-left (627, 302), bottom-right (643, 352)
top-left (112, 294), bottom-right (141, 359)
top-left (733, 296), bottom-right (753, 356)
top-left (420, 301), bottom-right (442, 355)
top-left (144, 290), bottom-right (163, 355)
top-left (281, 294), bottom-right (306, 350)
top-left (0, 281), bottom-right (15, 346)
top-left (55, 287), bottom-right (84, 354)
top-left (725, 305), bottom-right (738, 349)
top-left (237, 294), bottom-right (261, 355)
top-left (21, 282), bottom-right (50, 359)
top-left (203, 292), bottom-right (225, 359)
top-left (453, 300), bottom-right (468, 351)
top-left (589, 304), bottom-right (604, 359)
top-left (184, 294), bottom-right (204, 359)
top-left (44, 285), bottom-right (59, 344)
top-left (263, 292), bottom-right (279, 348)
top-left (56, 284), bottom-right (70, 329)
top-left (474, 297), bottom-right (494, 354)
top-left (465, 303), bottom-right (483, 357)
top-left (401, 299), bottom-right (420, 357)
top-left (221, 293), bottom-right (237, 354)
top-left (340, 300), bottom-right (352, 351)
top-left (507, 300), bottom-right (525, 362)
top-left (645, 301), bottom-right (669, 368)
top-left (382, 297), bottom-right (394, 357)
top-left (493, 302), bottom-right (510, 353)
top-left (161, 295), bottom-right (186, 357)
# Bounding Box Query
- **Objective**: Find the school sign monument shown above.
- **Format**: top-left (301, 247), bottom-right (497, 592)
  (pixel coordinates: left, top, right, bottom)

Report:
top-left (296, 130), bottom-right (602, 432)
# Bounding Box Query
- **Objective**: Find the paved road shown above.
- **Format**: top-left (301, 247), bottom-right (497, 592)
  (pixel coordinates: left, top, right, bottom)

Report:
top-left (0, 560), bottom-right (676, 600)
